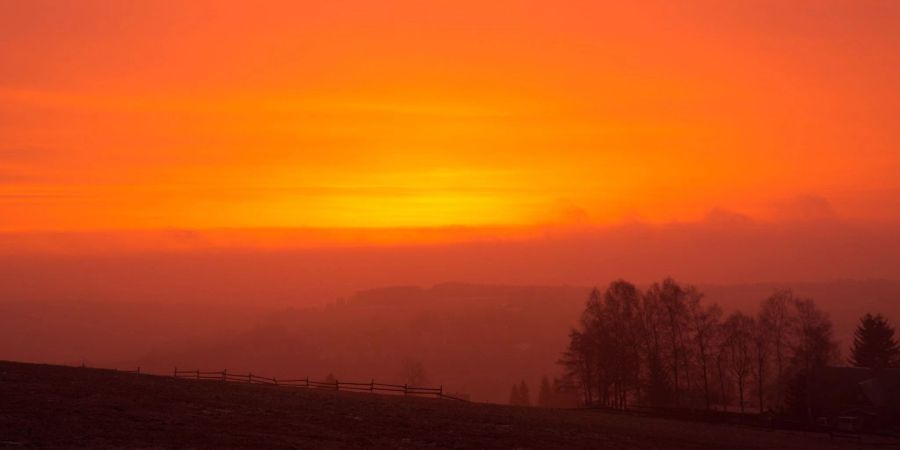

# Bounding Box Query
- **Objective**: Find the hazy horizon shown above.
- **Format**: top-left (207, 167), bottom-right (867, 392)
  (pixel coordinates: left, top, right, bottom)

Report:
top-left (1, 210), bottom-right (898, 312)
top-left (2, 3), bottom-right (900, 442)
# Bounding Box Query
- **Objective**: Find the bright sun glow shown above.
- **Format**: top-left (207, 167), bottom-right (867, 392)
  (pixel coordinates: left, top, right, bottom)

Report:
top-left (1, 1), bottom-right (899, 235)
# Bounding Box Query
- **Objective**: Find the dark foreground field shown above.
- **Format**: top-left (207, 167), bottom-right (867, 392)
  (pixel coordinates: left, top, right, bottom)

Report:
top-left (0, 361), bottom-right (894, 449)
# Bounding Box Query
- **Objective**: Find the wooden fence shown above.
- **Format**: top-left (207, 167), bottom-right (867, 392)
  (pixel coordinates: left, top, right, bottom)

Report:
top-left (118, 367), bottom-right (467, 402)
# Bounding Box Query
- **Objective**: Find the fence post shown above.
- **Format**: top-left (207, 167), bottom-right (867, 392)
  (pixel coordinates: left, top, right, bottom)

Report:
top-left (305, 377), bottom-right (309, 388)
top-left (137, 367), bottom-right (141, 376)
top-left (222, 369), bottom-right (227, 382)
top-left (370, 379), bottom-right (374, 393)
top-left (335, 379), bottom-right (340, 391)
top-left (404, 384), bottom-right (408, 396)
top-left (196, 369), bottom-right (200, 380)
top-left (439, 385), bottom-right (443, 399)
top-left (248, 372), bottom-right (252, 384)
top-left (273, 377), bottom-right (278, 386)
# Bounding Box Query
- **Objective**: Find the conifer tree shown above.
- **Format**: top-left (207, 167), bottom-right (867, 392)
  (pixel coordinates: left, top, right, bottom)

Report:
top-left (850, 313), bottom-right (900, 369)
top-left (509, 383), bottom-right (520, 406)
top-left (518, 380), bottom-right (531, 406)
top-left (538, 376), bottom-right (553, 407)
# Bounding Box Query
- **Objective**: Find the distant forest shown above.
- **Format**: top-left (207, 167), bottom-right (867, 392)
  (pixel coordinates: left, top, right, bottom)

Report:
top-left (554, 278), bottom-right (899, 421)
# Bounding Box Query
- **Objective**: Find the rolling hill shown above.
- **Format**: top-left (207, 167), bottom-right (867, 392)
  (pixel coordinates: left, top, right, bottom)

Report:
top-left (0, 360), bottom-right (893, 449)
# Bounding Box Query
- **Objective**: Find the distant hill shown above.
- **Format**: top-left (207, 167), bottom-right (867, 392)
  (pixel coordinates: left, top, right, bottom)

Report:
top-left (2, 280), bottom-right (898, 402)
top-left (120, 280), bottom-right (900, 403)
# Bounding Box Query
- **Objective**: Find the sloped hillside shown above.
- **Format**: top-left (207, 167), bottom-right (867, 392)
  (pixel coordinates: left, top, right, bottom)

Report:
top-left (0, 361), bottom-right (890, 449)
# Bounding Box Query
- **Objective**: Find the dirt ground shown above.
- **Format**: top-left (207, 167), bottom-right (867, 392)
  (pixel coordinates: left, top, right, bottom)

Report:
top-left (0, 361), bottom-right (894, 449)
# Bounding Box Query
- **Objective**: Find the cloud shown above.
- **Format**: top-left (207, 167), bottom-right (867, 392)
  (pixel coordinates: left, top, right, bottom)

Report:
top-left (0, 147), bottom-right (56, 163)
top-left (703, 207), bottom-right (754, 227)
top-left (0, 147), bottom-right (57, 184)
top-left (828, 188), bottom-right (900, 223)
top-left (551, 198), bottom-right (591, 225)
top-left (773, 195), bottom-right (838, 222)
top-left (0, 170), bottom-right (32, 184)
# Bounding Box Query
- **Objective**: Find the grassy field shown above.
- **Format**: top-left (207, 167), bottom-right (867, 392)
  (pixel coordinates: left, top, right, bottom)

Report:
top-left (0, 360), bottom-right (894, 449)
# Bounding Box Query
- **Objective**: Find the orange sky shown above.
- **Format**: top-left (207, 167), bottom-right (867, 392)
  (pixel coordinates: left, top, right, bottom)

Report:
top-left (2, 1), bottom-right (899, 236)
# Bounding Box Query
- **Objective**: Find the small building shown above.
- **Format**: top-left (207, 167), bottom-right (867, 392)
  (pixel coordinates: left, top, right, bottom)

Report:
top-left (810, 366), bottom-right (900, 431)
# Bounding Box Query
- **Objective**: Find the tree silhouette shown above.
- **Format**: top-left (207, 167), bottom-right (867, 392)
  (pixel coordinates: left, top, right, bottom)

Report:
top-left (538, 376), bottom-right (553, 407)
top-left (758, 290), bottom-right (793, 409)
top-left (714, 335), bottom-right (732, 411)
top-left (849, 313), bottom-right (900, 369)
top-left (509, 380), bottom-right (531, 406)
top-left (751, 316), bottom-right (769, 413)
top-left (789, 298), bottom-right (839, 421)
top-left (688, 291), bottom-right (721, 410)
top-left (559, 328), bottom-right (595, 405)
top-left (518, 380), bottom-right (531, 406)
top-left (509, 383), bottom-right (520, 406)
top-left (723, 312), bottom-right (754, 413)
top-left (645, 352), bottom-right (672, 407)
top-left (559, 279), bottom-right (842, 416)
top-left (783, 372), bottom-right (808, 418)
top-left (400, 358), bottom-right (427, 386)
top-left (791, 299), bottom-right (839, 374)
top-left (649, 279), bottom-right (689, 407)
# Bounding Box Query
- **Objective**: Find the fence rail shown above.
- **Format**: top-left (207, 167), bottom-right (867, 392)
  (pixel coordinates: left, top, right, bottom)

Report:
top-left (116, 366), bottom-right (467, 401)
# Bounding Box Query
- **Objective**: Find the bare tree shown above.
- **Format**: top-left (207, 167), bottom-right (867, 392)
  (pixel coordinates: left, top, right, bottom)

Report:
top-left (677, 285), bottom-right (699, 408)
top-left (789, 298), bottom-right (839, 421)
top-left (561, 282), bottom-right (645, 409)
top-left (751, 317), bottom-right (769, 412)
top-left (645, 278), bottom-right (689, 407)
top-left (791, 298), bottom-right (839, 373)
top-left (688, 291), bottom-right (722, 410)
top-left (559, 329), bottom-right (595, 405)
top-left (641, 284), bottom-right (668, 406)
top-left (723, 312), bottom-right (755, 413)
top-left (714, 331), bottom-right (731, 411)
top-left (603, 280), bottom-right (643, 409)
top-left (759, 290), bottom-right (793, 408)
top-left (559, 279), bottom-right (847, 415)
top-left (401, 358), bottom-right (427, 387)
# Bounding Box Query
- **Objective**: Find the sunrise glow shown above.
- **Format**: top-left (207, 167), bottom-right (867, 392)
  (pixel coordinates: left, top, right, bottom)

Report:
top-left (4, 4), bottom-right (900, 447)
top-left (2, 1), bottom-right (898, 239)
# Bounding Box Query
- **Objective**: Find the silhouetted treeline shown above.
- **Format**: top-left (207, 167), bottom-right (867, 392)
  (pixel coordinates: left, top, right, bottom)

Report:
top-left (509, 376), bottom-right (577, 408)
top-left (559, 278), bottom-right (841, 418)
